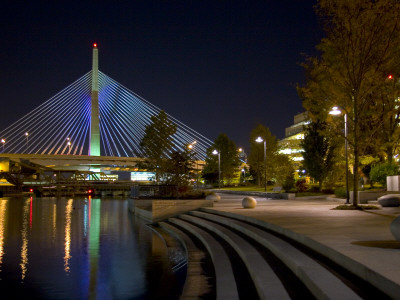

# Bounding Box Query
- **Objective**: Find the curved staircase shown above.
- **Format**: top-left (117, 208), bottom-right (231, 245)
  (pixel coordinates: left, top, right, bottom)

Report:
top-left (157, 208), bottom-right (394, 300)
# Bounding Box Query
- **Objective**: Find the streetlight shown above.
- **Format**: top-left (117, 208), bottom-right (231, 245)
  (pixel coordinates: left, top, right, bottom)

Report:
top-left (238, 147), bottom-right (247, 163)
top-left (25, 132), bottom-right (29, 152)
top-left (188, 141), bottom-right (198, 186)
top-left (212, 149), bottom-right (221, 188)
top-left (255, 136), bottom-right (267, 192)
top-left (330, 106), bottom-right (350, 204)
top-left (67, 138), bottom-right (71, 154)
top-left (1, 139), bottom-right (5, 153)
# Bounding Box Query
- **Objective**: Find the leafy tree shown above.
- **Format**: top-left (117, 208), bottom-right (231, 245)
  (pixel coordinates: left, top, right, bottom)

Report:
top-left (248, 124), bottom-right (276, 186)
top-left (298, 0), bottom-right (400, 205)
top-left (248, 124), bottom-right (293, 188)
top-left (301, 120), bottom-right (336, 191)
top-left (139, 110), bottom-right (177, 181)
top-left (370, 76), bottom-right (400, 162)
top-left (202, 133), bottom-right (241, 186)
top-left (164, 149), bottom-right (195, 189)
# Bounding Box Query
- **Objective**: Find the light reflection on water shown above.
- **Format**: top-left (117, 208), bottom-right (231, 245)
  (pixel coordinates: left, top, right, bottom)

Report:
top-left (0, 196), bottom-right (185, 299)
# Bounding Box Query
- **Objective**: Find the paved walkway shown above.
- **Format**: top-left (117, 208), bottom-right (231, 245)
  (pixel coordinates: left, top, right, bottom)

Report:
top-left (211, 192), bottom-right (400, 289)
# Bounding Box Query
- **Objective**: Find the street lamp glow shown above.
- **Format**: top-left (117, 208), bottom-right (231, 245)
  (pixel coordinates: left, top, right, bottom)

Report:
top-left (25, 132), bottom-right (29, 153)
top-left (212, 149), bottom-right (218, 155)
top-left (255, 136), bottom-right (264, 143)
top-left (329, 106), bottom-right (341, 115)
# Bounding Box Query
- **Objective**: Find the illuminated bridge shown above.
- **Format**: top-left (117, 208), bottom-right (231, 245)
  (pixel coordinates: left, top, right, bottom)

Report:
top-left (0, 44), bottom-right (212, 193)
top-left (0, 45), bottom-right (212, 162)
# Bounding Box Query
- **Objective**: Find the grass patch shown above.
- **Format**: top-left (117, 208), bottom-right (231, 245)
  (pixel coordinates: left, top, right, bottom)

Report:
top-left (332, 204), bottom-right (380, 210)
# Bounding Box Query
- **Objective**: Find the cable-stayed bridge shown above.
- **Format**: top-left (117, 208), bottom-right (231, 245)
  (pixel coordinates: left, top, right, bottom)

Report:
top-left (0, 45), bottom-right (212, 172)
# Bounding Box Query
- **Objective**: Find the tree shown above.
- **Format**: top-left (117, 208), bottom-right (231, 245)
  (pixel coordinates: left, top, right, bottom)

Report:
top-left (369, 76), bottom-right (400, 162)
top-left (247, 124), bottom-right (293, 187)
top-left (202, 133), bottom-right (241, 186)
top-left (298, 0), bottom-right (400, 206)
top-left (164, 149), bottom-right (195, 189)
top-left (301, 120), bottom-right (336, 191)
top-left (139, 110), bottom-right (177, 181)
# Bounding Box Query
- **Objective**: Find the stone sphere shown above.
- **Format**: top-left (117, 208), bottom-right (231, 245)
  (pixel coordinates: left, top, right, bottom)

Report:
top-left (242, 196), bottom-right (257, 208)
top-left (390, 216), bottom-right (400, 241)
top-left (378, 194), bottom-right (400, 207)
top-left (206, 193), bottom-right (221, 202)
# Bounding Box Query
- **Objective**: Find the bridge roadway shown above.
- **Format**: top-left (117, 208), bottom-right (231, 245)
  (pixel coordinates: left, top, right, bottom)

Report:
top-left (0, 153), bottom-right (145, 171)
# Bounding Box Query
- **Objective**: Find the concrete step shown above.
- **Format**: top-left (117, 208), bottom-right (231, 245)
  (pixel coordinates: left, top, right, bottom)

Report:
top-left (168, 217), bottom-right (240, 300)
top-left (158, 221), bottom-right (213, 299)
top-left (159, 208), bottom-right (395, 299)
top-left (179, 213), bottom-right (291, 299)
top-left (187, 210), bottom-right (361, 300)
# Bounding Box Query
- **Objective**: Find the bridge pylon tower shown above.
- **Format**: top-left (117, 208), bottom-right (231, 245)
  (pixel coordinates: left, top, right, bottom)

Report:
top-left (90, 43), bottom-right (100, 156)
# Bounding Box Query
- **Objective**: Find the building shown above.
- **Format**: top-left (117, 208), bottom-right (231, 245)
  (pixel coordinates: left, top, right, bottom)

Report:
top-left (279, 112), bottom-right (309, 179)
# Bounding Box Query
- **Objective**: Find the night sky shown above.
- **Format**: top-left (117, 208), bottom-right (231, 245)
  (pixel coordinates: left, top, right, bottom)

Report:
top-left (0, 1), bottom-right (322, 152)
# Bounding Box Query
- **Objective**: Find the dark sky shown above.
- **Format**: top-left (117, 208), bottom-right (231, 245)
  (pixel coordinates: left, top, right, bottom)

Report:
top-left (0, 1), bottom-right (322, 152)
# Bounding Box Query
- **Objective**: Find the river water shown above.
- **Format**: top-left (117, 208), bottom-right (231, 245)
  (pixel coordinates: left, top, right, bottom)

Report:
top-left (0, 196), bottom-right (185, 299)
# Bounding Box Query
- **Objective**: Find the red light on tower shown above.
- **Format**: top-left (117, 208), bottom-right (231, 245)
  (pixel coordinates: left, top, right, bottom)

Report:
top-left (93, 43), bottom-right (97, 48)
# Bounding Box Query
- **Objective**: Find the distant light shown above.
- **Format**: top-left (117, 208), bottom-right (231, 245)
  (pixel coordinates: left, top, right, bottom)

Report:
top-left (212, 150), bottom-right (218, 155)
top-left (388, 74), bottom-right (393, 79)
top-left (93, 43), bottom-right (97, 48)
top-left (255, 137), bottom-right (264, 143)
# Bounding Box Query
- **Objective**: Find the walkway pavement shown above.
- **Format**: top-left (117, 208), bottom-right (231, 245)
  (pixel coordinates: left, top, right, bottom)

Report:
top-left (210, 192), bottom-right (400, 291)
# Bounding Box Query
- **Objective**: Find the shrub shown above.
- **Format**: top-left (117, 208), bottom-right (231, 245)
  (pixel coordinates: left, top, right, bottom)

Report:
top-left (334, 187), bottom-right (347, 198)
top-left (295, 179), bottom-right (308, 192)
top-left (282, 175), bottom-right (295, 191)
top-left (370, 162), bottom-right (400, 186)
top-left (322, 188), bottom-right (334, 194)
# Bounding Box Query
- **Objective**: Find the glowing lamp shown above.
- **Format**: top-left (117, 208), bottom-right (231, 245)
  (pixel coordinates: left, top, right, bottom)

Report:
top-left (329, 106), bottom-right (341, 115)
top-left (93, 43), bottom-right (97, 48)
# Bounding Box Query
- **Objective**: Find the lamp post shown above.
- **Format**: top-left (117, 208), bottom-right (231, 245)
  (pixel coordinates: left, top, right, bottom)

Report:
top-left (67, 138), bottom-right (71, 154)
top-left (238, 147), bottom-right (247, 163)
top-left (255, 137), bottom-right (267, 192)
top-left (212, 149), bottom-right (221, 188)
top-left (25, 132), bottom-right (29, 153)
top-left (330, 106), bottom-right (350, 204)
top-left (1, 139), bottom-right (5, 153)
top-left (188, 141), bottom-right (198, 186)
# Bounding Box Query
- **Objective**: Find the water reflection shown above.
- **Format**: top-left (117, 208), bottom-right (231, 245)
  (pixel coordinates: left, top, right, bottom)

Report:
top-left (64, 198), bottom-right (73, 273)
top-left (0, 199), bottom-right (7, 270)
top-left (20, 198), bottom-right (30, 281)
top-left (0, 196), bottom-right (184, 299)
